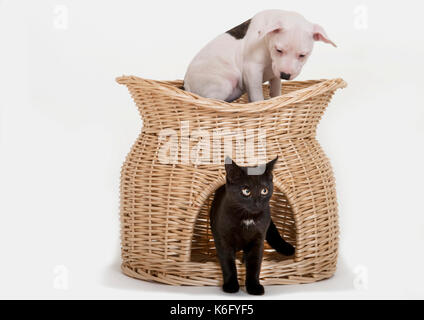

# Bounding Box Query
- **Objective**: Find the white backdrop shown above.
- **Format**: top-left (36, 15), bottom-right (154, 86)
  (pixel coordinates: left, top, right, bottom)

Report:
top-left (1, 0), bottom-right (423, 299)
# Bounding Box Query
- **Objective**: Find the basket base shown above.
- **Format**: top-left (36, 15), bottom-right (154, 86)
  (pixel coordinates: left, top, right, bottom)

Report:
top-left (121, 252), bottom-right (336, 286)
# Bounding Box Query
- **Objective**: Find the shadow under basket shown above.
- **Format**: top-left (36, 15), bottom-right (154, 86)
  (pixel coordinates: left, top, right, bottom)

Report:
top-left (117, 75), bottom-right (347, 286)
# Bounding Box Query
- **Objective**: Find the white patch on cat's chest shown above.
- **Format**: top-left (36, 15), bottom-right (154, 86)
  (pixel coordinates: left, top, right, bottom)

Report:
top-left (242, 219), bottom-right (255, 227)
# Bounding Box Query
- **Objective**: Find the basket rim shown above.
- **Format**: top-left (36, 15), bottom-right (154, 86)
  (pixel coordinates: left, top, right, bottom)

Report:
top-left (116, 75), bottom-right (347, 114)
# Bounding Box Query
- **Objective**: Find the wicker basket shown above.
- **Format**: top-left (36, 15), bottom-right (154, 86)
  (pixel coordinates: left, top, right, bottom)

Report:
top-left (116, 75), bottom-right (346, 286)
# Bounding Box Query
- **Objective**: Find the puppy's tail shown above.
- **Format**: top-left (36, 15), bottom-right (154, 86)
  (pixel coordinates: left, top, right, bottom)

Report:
top-left (266, 220), bottom-right (295, 256)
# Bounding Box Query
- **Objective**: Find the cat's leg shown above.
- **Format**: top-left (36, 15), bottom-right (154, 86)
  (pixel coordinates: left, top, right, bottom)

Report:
top-left (216, 245), bottom-right (239, 293)
top-left (244, 240), bottom-right (265, 295)
top-left (266, 220), bottom-right (295, 256)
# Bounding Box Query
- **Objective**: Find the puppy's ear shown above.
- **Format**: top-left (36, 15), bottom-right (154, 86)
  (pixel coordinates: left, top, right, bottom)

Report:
top-left (257, 23), bottom-right (283, 39)
top-left (225, 156), bottom-right (245, 183)
top-left (312, 24), bottom-right (337, 47)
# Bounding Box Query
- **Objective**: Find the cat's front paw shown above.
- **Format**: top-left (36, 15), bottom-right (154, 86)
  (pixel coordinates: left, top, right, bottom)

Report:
top-left (246, 282), bottom-right (264, 295)
top-left (222, 280), bottom-right (240, 293)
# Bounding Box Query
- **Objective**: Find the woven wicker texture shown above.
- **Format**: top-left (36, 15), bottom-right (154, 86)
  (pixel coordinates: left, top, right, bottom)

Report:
top-left (116, 75), bottom-right (347, 286)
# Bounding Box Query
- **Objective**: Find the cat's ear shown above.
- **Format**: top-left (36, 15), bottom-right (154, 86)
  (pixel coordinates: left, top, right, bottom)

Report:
top-left (225, 156), bottom-right (245, 183)
top-left (265, 156), bottom-right (278, 175)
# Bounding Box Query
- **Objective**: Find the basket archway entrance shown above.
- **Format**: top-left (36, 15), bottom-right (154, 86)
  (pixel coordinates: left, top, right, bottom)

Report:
top-left (190, 182), bottom-right (297, 266)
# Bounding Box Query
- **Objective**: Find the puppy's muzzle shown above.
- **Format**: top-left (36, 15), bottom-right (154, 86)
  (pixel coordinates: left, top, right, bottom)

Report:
top-left (280, 72), bottom-right (291, 80)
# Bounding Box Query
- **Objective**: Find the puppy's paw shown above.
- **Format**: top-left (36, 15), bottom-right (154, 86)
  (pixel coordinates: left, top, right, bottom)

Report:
top-left (246, 282), bottom-right (264, 295)
top-left (222, 280), bottom-right (240, 293)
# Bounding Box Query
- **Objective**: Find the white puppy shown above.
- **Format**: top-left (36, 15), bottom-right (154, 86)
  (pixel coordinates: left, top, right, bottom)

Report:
top-left (184, 9), bottom-right (336, 102)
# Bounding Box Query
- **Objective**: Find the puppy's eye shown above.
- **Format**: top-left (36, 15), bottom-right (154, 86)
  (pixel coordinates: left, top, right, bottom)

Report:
top-left (276, 48), bottom-right (283, 54)
top-left (299, 54), bottom-right (306, 59)
top-left (241, 188), bottom-right (251, 197)
top-left (261, 188), bottom-right (269, 195)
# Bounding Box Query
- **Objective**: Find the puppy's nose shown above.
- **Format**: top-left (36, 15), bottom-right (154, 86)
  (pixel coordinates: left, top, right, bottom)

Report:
top-left (280, 72), bottom-right (291, 80)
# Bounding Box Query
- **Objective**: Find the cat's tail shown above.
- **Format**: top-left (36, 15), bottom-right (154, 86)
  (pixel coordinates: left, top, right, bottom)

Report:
top-left (266, 220), bottom-right (295, 256)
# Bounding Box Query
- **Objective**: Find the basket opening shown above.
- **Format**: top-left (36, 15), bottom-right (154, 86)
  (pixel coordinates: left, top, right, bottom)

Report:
top-left (178, 81), bottom-right (310, 105)
top-left (190, 184), bottom-right (297, 263)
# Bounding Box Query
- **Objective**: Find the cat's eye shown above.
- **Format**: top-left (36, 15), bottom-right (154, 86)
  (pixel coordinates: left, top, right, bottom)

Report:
top-left (241, 188), bottom-right (251, 197)
top-left (299, 54), bottom-right (306, 59)
top-left (261, 188), bottom-right (269, 195)
top-left (276, 48), bottom-right (283, 54)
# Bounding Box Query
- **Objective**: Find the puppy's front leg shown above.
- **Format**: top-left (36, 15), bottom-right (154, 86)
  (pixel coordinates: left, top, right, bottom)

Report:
top-left (269, 77), bottom-right (282, 98)
top-left (243, 64), bottom-right (264, 102)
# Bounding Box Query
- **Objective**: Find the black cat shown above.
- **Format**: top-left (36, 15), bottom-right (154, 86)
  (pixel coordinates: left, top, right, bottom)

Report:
top-left (210, 156), bottom-right (295, 295)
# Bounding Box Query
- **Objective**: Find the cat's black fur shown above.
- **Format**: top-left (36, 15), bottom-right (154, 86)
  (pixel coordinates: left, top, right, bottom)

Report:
top-left (210, 156), bottom-right (295, 295)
